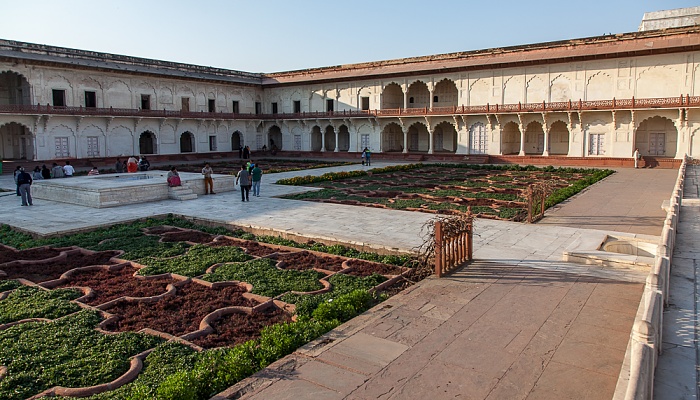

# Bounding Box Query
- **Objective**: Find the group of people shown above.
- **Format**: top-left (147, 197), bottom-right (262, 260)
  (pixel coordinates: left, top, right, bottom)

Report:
top-left (165, 160), bottom-right (263, 201)
top-left (114, 156), bottom-right (150, 173)
top-left (235, 161), bottom-right (263, 201)
top-left (238, 145), bottom-right (252, 159)
top-left (13, 161), bottom-right (78, 206)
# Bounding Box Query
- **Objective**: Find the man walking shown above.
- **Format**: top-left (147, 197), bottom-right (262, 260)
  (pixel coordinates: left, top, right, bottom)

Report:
top-left (202, 163), bottom-right (216, 195)
top-left (16, 167), bottom-right (33, 206)
top-left (51, 163), bottom-right (65, 178)
top-left (633, 148), bottom-right (641, 169)
top-left (235, 164), bottom-right (251, 202)
top-left (251, 163), bottom-right (263, 197)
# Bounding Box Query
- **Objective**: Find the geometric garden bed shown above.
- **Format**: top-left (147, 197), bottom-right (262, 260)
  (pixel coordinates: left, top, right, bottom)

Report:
top-left (0, 217), bottom-right (419, 399)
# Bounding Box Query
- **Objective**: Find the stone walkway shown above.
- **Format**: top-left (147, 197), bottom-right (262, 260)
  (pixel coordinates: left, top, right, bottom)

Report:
top-left (0, 161), bottom-right (685, 399)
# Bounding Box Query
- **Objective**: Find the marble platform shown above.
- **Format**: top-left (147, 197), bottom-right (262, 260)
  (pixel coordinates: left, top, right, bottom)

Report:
top-left (31, 170), bottom-right (235, 208)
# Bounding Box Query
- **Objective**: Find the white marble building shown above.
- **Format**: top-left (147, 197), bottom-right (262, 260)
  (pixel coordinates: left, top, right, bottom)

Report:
top-left (1, 9), bottom-right (699, 162)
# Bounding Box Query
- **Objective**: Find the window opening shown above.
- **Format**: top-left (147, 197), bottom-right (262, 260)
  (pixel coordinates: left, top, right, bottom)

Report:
top-left (255, 102), bottom-right (261, 114)
top-left (326, 99), bottom-right (334, 112)
top-left (361, 97), bottom-right (370, 110)
top-left (293, 100), bottom-right (301, 113)
top-left (85, 91), bottom-right (96, 108)
top-left (232, 100), bottom-right (239, 114)
top-left (208, 99), bottom-right (216, 112)
top-left (141, 94), bottom-right (151, 110)
top-left (271, 102), bottom-right (278, 114)
top-left (52, 89), bottom-right (66, 107)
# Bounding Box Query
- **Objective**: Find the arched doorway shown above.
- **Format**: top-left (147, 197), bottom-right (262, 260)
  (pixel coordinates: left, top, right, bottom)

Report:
top-left (433, 79), bottom-right (458, 108)
top-left (524, 121), bottom-right (544, 155)
top-left (501, 122), bottom-right (521, 155)
top-left (549, 121), bottom-right (570, 155)
top-left (268, 125), bottom-right (282, 151)
top-left (0, 71), bottom-right (31, 105)
top-left (635, 116), bottom-right (678, 157)
top-left (408, 122), bottom-right (430, 152)
top-left (324, 126), bottom-right (335, 151)
top-left (0, 122), bottom-right (33, 160)
top-left (433, 122), bottom-right (457, 152)
top-left (311, 126), bottom-right (322, 151)
top-left (407, 81), bottom-right (429, 109)
top-left (338, 125), bottom-right (350, 151)
top-left (231, 131), bottom-right (243, 151)
top-left (381, 83), bottom-right (403, 109)
top-left (180, 131), bottom-right (195, 153)
top-left (139, 131), bottom-right (157, 155)
top-left (469, 122), bottom-right (488, 154)
top-left (381, 122), bottom-right (403, 152)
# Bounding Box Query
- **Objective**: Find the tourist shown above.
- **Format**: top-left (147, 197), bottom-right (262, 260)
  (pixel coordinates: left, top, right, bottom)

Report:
top-left (633, 148), bottom-right (641, 169)
top-left (243, 145), bottom-right (250, 159)
top-left (127, 156), bottom-right (138, 173)
top-left (238, 145), bottom-right (243, 159)
top-left (51, 162), bottom-right (65, 178)
top-left (41, 164), bottom-right (51, 180)
top-left (167, 167), bottom-right (181, 187)
top-left (246, 160), bottom-right (254, 172)
top-left (32, 166), bottom-right (43, 180)
top-left (115, 158), bottom-right (124, 173)
top-left (16, 167), bottom-right (33, 206)
top-left (88, 166), bottom-right (100, 176)
top-left (251, 163), bottom-right (262, 197)
top-left (202, 163), bottom-right (215, 194)
top-left (63, 161), bottom-right (75, 177)
top-left (362, 147), bottom-right (371, 166)
top-left (235, 164), bottom-right (251, 202)
top-left (138, 156), bottom-right (150, 171)
top-left (13, 166), bottom-right (21, 196)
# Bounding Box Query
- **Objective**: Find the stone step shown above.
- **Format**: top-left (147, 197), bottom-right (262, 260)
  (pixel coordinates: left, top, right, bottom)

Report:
top-left (173, 193), bottom-right (198, 201)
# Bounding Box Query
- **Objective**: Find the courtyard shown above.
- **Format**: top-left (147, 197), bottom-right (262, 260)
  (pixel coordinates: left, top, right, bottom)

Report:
top-left (0, 160), bottom-right (690, 399)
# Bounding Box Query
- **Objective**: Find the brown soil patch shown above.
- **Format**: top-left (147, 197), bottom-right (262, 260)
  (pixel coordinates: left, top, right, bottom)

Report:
top-left (160, 231), bottom-right (216, 244)
top-left (103, 282), bottom-right (258, 336)
top-left (276, 251), bottom-right (345, 272)
top-left (56, 266), bottom-right (174, 306)
top-left (0, 247), bottom-right (63, 264)
top-left (345, 259), bottom-right (405, 277)
top-left (0, 251), bottom-right (120, 283)
top-left (189, 308), bottom-right (292, 349)
top-left (209, 238), bottom-right (280, 257)
top-left (143, 226), bottom-right (183, 235)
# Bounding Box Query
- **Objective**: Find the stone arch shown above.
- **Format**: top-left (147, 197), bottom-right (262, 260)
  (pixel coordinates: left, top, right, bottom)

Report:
top-left (635, 116), bottom-right (677, 157)
top-left (139, 131), bottom-right (157, 155)
top-left (324, 125), bottom-right (335, 151)
top-left (549, 120), bottom-right (570, 155)
top-left (468, 122), bottom-right (488, 154)
top-left (433, 121), bottom-right (457, 152)
top-left (550, 75), bottom-right (572, 102)
top-left (408, 122), bottom-right (430, 152)
top-left (107, 125), bottom-right (133, 157)
top-left (268, 125), bottom-right (282, 150)
top-left (636, 65), bottom-right (682, 98)
top-left (338, 125), bottom-right (350, 151)
top-left (231, 130), bottom-right (244, 151)
top-left (311, 126), bottom-right (322, 151)
top-left (382, 122), bottom-right (403, 152)
top-left (526, 76), bottom-right (546, 103)
top-left (524, 121), bottom-right (545, 155)
top-left (180, 131), bottom-right (195, 153)
top-left (503, 76), bottom-right (522, 104)
top-left (469, 78), bottom-right (490, 106)
top-left (586, 72), bottom-right (613, 100)
top-left (433, 79), bottom-right (458, 107)
top-left (407, 81), bottom-right (429, 108)
top-left (381, 83), bottom-right (403, 109)
top-left (0, 122), bottom-right (33, 160)
top-left (501, 122), bottom-right (521, 155)
top-left (0, 71), bottom-right (31, 105)
top-left (106, 80), bottom-right (132, 108)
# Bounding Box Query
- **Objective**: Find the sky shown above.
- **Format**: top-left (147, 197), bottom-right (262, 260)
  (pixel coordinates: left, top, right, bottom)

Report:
top-left (0, 0), bottom-right (698, 73)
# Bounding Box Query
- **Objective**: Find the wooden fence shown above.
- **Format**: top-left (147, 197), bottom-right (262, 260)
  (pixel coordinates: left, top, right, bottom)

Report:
top-left (434, 216), bottom-right (474, 277)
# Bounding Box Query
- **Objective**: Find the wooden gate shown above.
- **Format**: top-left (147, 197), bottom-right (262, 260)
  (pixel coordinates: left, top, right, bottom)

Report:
top-left (434, 215), bottom-right (474, 277)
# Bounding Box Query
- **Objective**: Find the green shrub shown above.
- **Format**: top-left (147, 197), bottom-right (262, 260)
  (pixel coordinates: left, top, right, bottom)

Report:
top-left (0, 286), bottom-right (82, 324)
top-left (137, 244), bottom-right (251, 277)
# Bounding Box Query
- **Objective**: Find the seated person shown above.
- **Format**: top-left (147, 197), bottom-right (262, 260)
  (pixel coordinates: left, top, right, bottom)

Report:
top-left (87, 167), bottom-right (100, 176)
top-left (167, 167), bottom-right (181, 187)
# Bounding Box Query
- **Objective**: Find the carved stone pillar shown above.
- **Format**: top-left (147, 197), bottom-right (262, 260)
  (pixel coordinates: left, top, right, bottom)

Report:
top-left (403, 127), bottom-right (409, 153)
top-left (334, 129), bottom-right (339, 152)
top-left (320, 129), bottom-right (326, 152)
top-left (518, 124), bottom-right (525, 156)
top-left (542, 125), bottom-right (550, 156)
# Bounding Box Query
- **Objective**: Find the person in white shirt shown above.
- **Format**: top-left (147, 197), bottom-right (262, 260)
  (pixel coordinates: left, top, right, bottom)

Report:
top-left (633, 148), bottom-right (641, 169)
top-left (63, 161), bottom-right (75, 177)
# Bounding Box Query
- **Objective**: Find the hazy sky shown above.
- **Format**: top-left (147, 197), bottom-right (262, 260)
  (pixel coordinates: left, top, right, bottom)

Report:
top-left (0, 0), bottom-right (697, 73)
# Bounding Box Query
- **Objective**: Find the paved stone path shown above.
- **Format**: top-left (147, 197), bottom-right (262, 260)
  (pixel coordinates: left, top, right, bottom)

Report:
top-left (0, 160), bottom-right (686, 399)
